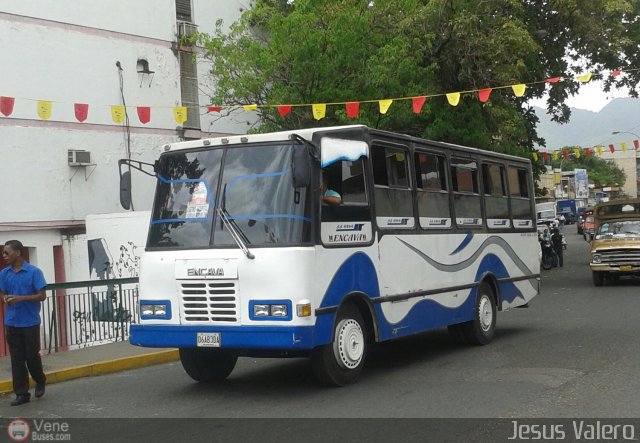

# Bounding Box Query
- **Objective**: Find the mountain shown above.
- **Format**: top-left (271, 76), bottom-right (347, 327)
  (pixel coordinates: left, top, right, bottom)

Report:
top-left (533, 97), bottom-right (640, 151)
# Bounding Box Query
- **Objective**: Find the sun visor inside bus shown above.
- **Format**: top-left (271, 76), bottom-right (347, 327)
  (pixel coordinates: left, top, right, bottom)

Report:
top-left (320, 137), bottom-right (368, 168)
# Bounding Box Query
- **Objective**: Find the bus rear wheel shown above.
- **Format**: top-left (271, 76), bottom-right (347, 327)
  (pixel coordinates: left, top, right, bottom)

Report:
top-left (311, 305), bottom-right (368, 387)
top-left (450, 282), bottom-right (496, 346)
top-left (179, 348), bottom-right (237, 382)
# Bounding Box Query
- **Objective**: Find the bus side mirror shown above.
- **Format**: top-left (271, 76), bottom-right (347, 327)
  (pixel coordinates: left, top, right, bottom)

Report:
top-left (292, 145), bottom-right (311, 188)
top-left (119, 170), bottom-right (132, 210)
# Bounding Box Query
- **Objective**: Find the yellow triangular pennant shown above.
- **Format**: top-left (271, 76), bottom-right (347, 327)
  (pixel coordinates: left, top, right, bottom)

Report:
top-left (511, 84), bottom-right (526, 97)
top-left (532, 152), bottom-right (538, 161)
top-left (621, 141), bottom-right (628, 152)
top-left (576, 72), bottom-right (592, 83)
top-left (596, 145), bottom-right (603, 155)
top-left (378, 99), bottom-right (393, 114)
top-left (446, 92), bottom-right (460, 106)
top-left (173, 106), bottom-right (187, 124)
top-left (111, 105), bottom-right (125, 124)
top-left (552, 151), bottom-right (558, 161)
top-left (37, 100), bottom-right (52, 120)
top-left (243, 104), bottom-right (257, 111)
top-left (312, 104), bottom-right (326, 120)
top-left (573, 148), bottom-right (580, 158)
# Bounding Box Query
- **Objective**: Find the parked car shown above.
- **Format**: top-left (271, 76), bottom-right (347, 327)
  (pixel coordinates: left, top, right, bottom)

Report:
top-left (583, 214), bottom-right (595, 241)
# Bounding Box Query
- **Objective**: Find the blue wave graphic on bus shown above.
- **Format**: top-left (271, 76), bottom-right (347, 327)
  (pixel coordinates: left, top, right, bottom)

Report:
top-left (451, 231), bottom-right (474, 255)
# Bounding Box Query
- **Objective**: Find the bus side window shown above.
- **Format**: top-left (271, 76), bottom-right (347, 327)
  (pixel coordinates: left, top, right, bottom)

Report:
top-left (482, 162), bottom-right (509, 228)
top-left (371, 146), bottom-right (414, 229)
top-left (507, 166), bottom-right (533, 224)
top-left (320, 159), bottom-right (369, 222)
top-left (414, 151), bottom-right (451, 229)
top-left (451, 157), bottom-right (482, 228)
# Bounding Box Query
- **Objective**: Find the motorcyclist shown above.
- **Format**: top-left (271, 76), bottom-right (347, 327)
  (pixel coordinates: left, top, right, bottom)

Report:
top-left (551, 228), bottom-right (563, 268)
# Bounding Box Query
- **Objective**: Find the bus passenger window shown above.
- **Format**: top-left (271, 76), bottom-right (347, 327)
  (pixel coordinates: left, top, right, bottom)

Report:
top-left (482, 162), bottom-right (509, 226)
top-left (415, 152), bottom-right (451, 229)
top-left (508, 166), bottom-right (533, 224)
top-left (451, 157), bottom-right (482, 227)
top-left (372, 146), bottom-right (414, 229)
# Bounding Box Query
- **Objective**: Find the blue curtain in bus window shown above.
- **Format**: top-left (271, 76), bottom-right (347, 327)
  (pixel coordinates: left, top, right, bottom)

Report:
top-left (508, 166), bottom-right (532, 219)
top-left (482, 163), bottom-right (509, 224)
top-left (372, 146), bottom-right (413, 227)
top-left (414, 152), bottom-right (451, 229)
top-left (451, 158), bottom-right (482, 226)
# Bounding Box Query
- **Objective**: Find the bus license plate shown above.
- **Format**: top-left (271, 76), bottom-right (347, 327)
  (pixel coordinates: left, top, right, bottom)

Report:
top-left (196, 332), bottom-right (220, 347)
top-left (620, 265), bottom-right (632, 271)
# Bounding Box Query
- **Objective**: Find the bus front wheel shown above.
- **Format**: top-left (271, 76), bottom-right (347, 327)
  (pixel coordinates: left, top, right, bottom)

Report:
top-left (450, 282), bottom-right (496, 346)
top-left (311, 305), bottom-right (368, 387)
top-left (179, 348), bottom-right (237, 382)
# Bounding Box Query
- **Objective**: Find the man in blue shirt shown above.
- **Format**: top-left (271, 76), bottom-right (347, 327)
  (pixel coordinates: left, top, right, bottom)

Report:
top-left (1, 240), bottom-right (47, 406)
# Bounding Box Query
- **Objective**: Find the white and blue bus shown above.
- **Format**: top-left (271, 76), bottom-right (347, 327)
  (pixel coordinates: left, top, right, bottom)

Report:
top-left (125, 125), bottom-right (539, 386)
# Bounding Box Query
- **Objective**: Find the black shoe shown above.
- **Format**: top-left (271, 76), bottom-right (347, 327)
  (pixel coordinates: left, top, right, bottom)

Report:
top-left (35, 383), bottom-right (45, 398)
top-left (10, 393), bottom-right (31, 406)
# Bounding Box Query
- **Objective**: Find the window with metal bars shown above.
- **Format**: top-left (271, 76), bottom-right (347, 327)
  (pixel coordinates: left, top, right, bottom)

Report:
top-left (179, 51), bottom-right (200, 129)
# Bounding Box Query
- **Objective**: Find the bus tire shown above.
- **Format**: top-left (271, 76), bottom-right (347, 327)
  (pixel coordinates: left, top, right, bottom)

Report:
top-left (179, 348), bottom-right (237, 382)
top-left (592, 271), bottom-right (604, 287)
top-left (461, 282), bottom-right (496, 345)
top-left (311, 305), bottom-right (367, 387)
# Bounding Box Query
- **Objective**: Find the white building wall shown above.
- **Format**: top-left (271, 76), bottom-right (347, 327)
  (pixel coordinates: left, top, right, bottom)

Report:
top-left (0, 0), bottom-right (251, 283)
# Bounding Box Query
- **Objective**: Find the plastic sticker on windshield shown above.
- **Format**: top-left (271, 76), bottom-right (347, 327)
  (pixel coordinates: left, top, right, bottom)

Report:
top-left (186, 182), bottom-right (210, 218)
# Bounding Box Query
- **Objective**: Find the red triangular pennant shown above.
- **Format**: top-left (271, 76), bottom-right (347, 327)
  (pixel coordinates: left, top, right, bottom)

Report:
top-left (137, 106), bottom-right (151, 124)
top-left (562, 150), bottom-right (568, 158)
top-left (545, 77), bottom-right (561, 83)
top-left (0, 96), bottom-right (15, 117)
top-left (412, 96), bottom-right (426, 113)
top-left (634, 140), bottom-right (639, 150)
top-left (609, 144), bottom-right (615, 153)
top-left (541, 152), bottom-right (548, 160)
top-left (477, 88), bottom-right (492, 103)
top-left (345, 102), bottom-right (359, 119)
top-left (277, 105), bottom-right (291, 117)
top-left (207, 106), bottom-right (221, 113)
top-left (585, 148), bottom-right (591, 157)
top-left (611, 68), bottom-right (621, 77)
top-left (74, 103), bottom-right (89, 122)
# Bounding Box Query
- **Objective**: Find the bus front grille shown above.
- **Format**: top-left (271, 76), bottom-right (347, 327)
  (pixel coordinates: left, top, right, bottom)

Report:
top-left (179, 281), bottom-right (238, 323)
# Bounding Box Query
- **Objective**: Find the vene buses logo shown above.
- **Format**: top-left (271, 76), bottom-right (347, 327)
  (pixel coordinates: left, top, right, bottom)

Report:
top-left (188, 267), bottom-right (225, 277)
top-left (7, 419), bottom-right (30, 442)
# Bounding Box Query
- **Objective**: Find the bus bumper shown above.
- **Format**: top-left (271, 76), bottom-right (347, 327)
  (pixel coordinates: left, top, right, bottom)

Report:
top-left (129, 324), bottom-right (317, 350)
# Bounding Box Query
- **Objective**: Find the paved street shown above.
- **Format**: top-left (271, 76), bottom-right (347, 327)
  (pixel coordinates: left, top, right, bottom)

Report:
top-left (3, 229), bottom-right (640, 420)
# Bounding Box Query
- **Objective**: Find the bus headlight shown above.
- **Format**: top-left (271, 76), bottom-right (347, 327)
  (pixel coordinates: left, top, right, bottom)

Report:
top-left (253, 304), bottom-right (270, 317)
top-left (250, 300), bottom-right (292, 320)
top-left (270, 304), bottom-right (288, 317)
top-left (592, 254), bottom-right (602, 264)
top-left (140, 301), bottom-right (171, 319)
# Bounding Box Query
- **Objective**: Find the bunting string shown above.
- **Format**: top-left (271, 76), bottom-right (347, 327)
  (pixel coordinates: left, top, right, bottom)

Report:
top-left (1, 67), bottom-right (638, 126)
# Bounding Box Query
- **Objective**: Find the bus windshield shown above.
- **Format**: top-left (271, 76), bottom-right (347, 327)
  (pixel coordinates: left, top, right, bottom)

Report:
top-left (147, 143), bottom-right (312, 249)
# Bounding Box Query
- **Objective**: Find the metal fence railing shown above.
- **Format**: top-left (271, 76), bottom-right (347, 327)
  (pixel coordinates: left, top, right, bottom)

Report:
top-left (0, 277), bottom-right (139, 356)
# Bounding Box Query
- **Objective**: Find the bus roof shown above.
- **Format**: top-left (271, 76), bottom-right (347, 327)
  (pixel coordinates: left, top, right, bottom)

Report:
top-left (161, 125), bottom-right (530, 164)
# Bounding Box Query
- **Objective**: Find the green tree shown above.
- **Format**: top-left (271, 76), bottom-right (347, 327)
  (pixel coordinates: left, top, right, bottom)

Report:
top-left (549, 147), bottom-right (626, 188)
top-left (197, 0), bottom-right (639, 173)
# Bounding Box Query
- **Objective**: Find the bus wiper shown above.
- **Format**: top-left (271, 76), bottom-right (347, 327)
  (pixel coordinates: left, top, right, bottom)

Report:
top-left (218, 186), bottom-right (255, 259)
top-left (217, 207), bottom-right (255, 259)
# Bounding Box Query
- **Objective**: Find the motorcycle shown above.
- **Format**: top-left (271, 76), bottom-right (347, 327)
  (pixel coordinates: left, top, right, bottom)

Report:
top-left (540, 239), bottom-right (556, 270)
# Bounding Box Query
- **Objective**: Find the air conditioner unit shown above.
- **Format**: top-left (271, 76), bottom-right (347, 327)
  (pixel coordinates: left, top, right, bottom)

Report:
top-left (177, 21), bottom-right (198, 39)
top-left (68, 150), bottom-right (92, 167)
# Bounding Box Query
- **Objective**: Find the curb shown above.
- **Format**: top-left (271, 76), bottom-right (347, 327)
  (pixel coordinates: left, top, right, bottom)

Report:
top-left (0, 349), bottom-right (179, 394)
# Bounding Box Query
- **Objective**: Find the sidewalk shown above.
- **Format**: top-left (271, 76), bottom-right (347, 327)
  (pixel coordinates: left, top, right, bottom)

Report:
top-left (0, 341), bottom-right (178, 394)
